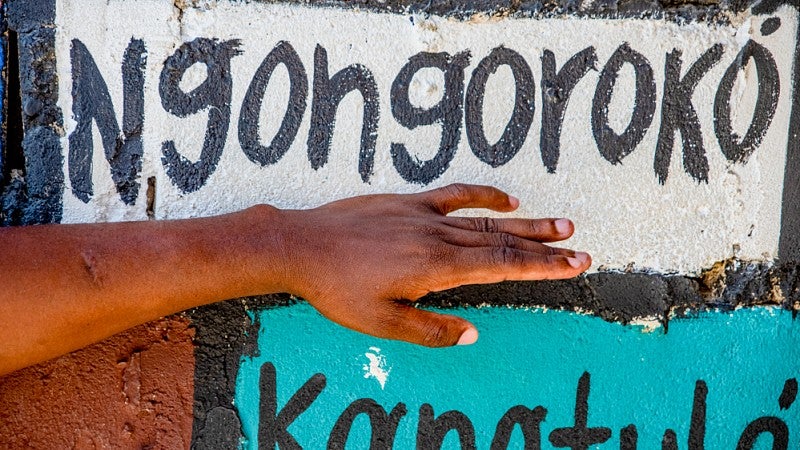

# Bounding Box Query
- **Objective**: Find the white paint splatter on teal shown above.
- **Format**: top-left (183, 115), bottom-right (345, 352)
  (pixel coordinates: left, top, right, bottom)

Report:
top-left (363, 347), bottom-right (391, 389)
top-left (235, 305), bottom-right (800, 449)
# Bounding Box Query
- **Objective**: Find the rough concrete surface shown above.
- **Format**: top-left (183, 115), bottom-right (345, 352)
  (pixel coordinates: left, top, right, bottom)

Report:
top-left (0, 316), bottom-right (195, 449)
top-left (1, 0), bottom-right (799, 448)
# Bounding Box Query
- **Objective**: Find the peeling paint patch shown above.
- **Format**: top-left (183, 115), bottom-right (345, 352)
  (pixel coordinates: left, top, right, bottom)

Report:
top-left (362, 346), bottom-right (392, 389)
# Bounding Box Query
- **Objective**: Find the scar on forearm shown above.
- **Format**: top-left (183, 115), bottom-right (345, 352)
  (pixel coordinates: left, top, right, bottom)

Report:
top-left (81, 250), bottom-right (104, 287)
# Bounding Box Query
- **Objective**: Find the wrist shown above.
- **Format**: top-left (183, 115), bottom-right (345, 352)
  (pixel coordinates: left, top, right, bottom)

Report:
top-left (232, 204), bottom-right (296, 296)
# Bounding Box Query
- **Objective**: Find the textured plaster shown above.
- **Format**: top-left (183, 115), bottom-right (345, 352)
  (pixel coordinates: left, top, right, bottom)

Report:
top-left (0, 316), bottom-right (196, 449)
top-left (3, 1), bottom-right (800, 448)
top-left (48, 0), bottom-right (796, 274)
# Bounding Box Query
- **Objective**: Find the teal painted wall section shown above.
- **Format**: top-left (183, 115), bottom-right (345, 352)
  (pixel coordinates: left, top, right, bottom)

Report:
top-left (235, 305), bottom-right (800, 449)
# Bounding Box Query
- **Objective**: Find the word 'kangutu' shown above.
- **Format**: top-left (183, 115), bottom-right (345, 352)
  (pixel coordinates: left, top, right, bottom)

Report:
top-left (68, 37), bottom-right (780, 204)
top-left (256, 362), bottom-right (797, 449)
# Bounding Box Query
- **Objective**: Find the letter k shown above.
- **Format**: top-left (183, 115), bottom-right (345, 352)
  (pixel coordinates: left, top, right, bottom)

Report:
top-left (259, 362), bottom-right (326, 449)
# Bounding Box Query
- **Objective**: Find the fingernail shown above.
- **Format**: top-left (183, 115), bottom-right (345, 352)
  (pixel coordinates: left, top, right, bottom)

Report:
top-left (567, 257), bottom-right (582, 268)
top-left (457, 327), bottom-right (479, 345)
top-left (555, 218), bottom-right (571, 235)
top-left (575, 251), bottom-right (590, 265)
top-left (508, 195), bottom-right (520, 208)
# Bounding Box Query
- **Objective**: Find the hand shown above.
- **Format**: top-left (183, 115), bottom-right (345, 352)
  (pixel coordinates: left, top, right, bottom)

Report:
top-left (0, 183), bottom-right (590, 375)
top-left (275, 183), bottom-right (591, 347)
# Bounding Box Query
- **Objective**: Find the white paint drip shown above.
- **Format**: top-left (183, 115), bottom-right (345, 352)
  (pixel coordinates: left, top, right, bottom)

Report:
top-left (363, 346), bottom-right (391, 389)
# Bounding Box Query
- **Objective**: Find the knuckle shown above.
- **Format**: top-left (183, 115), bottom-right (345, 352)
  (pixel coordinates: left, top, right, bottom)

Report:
top-left (376, 303), bottom-right (406, 333)
top-left (476, 217), bottom-right (497, 233)
top-left (419, 319), bottom-right (451, 347)
top-left (492, 246), bottom-right (524, 267)
top-left (445, 183), bottom-right (471, 201)
top-left (426, 242), bottom-right (454, 266)
top-left (544, 254), bottom-right (567, 270)
top-left (526, 220), bottom-right (547, 236)
top-left (416, 223), bottom-right (445, 239)
top-left (495, 232), bottom-right (517, 248)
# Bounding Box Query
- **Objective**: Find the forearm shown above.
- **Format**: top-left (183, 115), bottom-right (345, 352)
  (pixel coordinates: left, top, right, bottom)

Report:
top-left (0, 184), bottom-right (591, 376)
top-left (0, 205), bottom-right (286, 375)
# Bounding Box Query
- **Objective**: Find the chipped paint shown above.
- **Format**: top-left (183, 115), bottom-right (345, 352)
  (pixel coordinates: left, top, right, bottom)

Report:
top-left (363, 346), bottom-right (392, 389)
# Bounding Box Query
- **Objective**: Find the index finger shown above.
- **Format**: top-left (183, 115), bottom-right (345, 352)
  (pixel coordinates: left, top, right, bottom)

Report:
top-left (418, 183), bottom-right (519, 215)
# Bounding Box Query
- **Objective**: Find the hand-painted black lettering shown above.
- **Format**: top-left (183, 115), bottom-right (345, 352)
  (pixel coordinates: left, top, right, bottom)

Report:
top-left (239, 41), bottom-right (307, 166)
top-left (307, 45), bottom-right (379, 182)
top-left (391, 51), bottom-right (470, 185)
top-left (327, 399), bottom-right (406, 450)
top-left (489, 405), bottom-right (546, 450)
top-left (592, 43), bottom-right (656, 164)
top-left (159, 38), bottom-right (240, 193)
top-left (620, 425), bottom-right (637, 450)
top-left (258, 362), bottom-right (326, 450)
top-left (778, 378), bottom-right (797, 410)
top-left (68, 38), bottom-right (146, 205)
top-left (662, 429), bottom-right (678, 450)
top-left (540, 47), bottom-right (597, 173)
top-left (688, 380), bottom-right (707, 450)
top-left (465, 46), bottom-right (535, 167)
top-left (548, 372), bottom-right (611, 450)
top-left (714, 40), bottom-right (780, 164)
top-left (735, 417), bottom-right (788, 450)
top-left (761, 17), bottom-right (781, 36)
top-left (417, 403), bottom-right (477, 450)
top-left (654, 45), bottom-right (723, 184)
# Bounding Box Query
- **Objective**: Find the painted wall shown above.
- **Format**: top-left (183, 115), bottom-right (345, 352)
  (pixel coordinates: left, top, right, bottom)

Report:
top-left (1, 0), bottom-right (799, 448)
top-left (52, 0), bottom-right (794, 274)
top-left (236, 304), bottom-right (800, 449)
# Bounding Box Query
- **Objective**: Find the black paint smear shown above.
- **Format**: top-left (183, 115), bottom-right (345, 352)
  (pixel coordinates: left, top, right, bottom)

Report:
top-left (3, 30), bottom-right (25, 185)
top-left (293, 0), bottom-right (757, 24)
top-left (689, 380), bottom-right (707, 450)
top-left (1, 10), bottom-right (63, 225)
top-left (258, 362), bottom-right (326, 450)
top-left (307, 45), bottom-right (379, 183)
top-left (735, 417), bottom-right (788, 450)
top-left (752, 0), bottom-right (798, 16)
top-left (549, 372), bottom-right (611, 450)
top-left (489, 405), bottom-right (546, 450)
top-left (191, 407), bottom-right (244, 450)
top-left (5, 0), bottom-right (56, 34)
top-left (592, 43), bottom-right (656, 165)
top-left (417, 403), bottom-right (477, 450)
top-left (190, 298), bottom-right (275, 449)
top-left (328, 399), bottom-right (407, 449)
top-left (390, 51), bottom-right (470, 185)
top-left (778, 378), bottom-right (797, 410)
top-left (68, 38), bottom-right (146, 205)
top-left (159, 38), bottom-right (240, 194)
top-left (714, 39), bottom-right (780, 164)
top-left (620, 424), bottom-right (637, 450)
top-left (540, 47), bottom-right (597, 173)
top-left (779, 8), bottom-right (800, 262)
top-left (654, 44), bottom-right (723, 184)
top-left (239, 41), bottom-right (307, 166)
top-left (465, 46), bottom-right (535, 168)
top-left (761, 17), bottom-right (781, 36)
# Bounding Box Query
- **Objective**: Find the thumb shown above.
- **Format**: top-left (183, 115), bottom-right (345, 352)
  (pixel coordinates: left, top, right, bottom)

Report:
top-left (385, 305), bottom-right (479, 347)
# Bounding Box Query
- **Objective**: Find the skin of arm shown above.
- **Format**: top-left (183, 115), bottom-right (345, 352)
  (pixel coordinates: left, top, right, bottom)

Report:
top-left (0, 183), bottom-right (590, 376)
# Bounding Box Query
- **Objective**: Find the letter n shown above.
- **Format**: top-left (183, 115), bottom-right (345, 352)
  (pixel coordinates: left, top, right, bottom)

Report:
top-left (68, 38), bottom-right (146, 205)
top-left (417, 404), bottom-right (477, 450)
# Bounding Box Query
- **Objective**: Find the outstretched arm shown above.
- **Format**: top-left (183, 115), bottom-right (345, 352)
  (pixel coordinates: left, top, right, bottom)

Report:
top-left (0, 184), bottom-right (590, 376)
